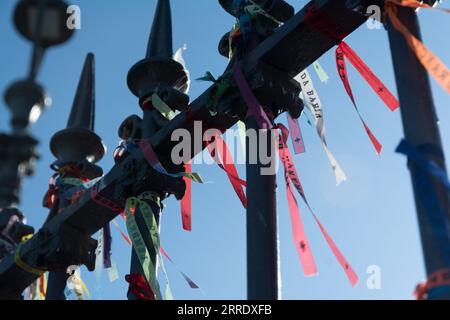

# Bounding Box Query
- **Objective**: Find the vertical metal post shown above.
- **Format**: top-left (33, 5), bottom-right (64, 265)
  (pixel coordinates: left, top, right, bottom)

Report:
top-left (387, 6), bottom-right (450, 299)
top-left (245, 117), bottom-right (279, 300)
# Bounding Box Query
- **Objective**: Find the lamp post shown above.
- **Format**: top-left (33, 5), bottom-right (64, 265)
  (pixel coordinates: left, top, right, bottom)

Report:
top-left (0, 0), bottom-right (74, 208)
top-left (0, 0), bottom-right (74, 300)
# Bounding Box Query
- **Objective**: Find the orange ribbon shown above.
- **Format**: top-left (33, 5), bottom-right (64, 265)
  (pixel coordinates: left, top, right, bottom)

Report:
top-left (415, 268), bottom-right (450, 300)
top-left (387, 0), bottom-right (450, 13)
top-left (386, 3), bottom-right (450, 94)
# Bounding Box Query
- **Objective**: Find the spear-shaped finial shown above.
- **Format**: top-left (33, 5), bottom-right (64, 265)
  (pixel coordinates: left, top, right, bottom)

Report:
top-left (50, 53), bottom-right (105, 176)
top-left (66, 53), bottom-right (95, 130)
top-left (127, 0), bottom-right (189, 106)
top-left (146, 0), bottom-right (173, 59)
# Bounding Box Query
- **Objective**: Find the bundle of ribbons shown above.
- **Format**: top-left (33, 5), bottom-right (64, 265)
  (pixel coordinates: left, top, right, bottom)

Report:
top-left (111, 139), bottom-right (203, 300)
top-left (190, 0), bottom-right (449, 288)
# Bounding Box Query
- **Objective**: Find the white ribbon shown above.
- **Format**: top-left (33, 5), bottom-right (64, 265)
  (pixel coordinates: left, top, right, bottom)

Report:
top-left (294, 69), bottom-right (347, 186)
top-left (174, 44), bottom-right (190, 94)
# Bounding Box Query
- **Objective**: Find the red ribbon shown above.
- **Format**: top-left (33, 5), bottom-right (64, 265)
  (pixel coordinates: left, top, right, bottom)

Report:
top-left (206, 134), bottom-right (247, 208)
top-left (90, 184), bottom-right (124, 213)
top-left (276, 123), bottom-right (359, 286)
top-left (279, 139), bottom-right (317, 276)
top-left (338, 42), bottom-right (400, 112)
top-left (126, 273), bottom-right (155, 301)
top-left (43, 174), bottom-right (58, 209)
top-left (181, 162), bottom-right (192, 231)
top-left (335, 44), bottom-right (383, 155)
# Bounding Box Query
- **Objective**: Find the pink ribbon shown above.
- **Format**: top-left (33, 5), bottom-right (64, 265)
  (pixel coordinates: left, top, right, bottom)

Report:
top-left (276, 123), bottom-right (359, 286)
top-left (287, 114), bottom-right (306, 154)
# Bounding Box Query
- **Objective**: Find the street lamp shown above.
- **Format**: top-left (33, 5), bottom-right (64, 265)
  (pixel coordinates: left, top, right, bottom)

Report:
top-left (0, 2), bottom-right (76, 288)
top-left (0, 0), bottom-right (75, 209)
top-left (14, 0), bottom-right (74, 81)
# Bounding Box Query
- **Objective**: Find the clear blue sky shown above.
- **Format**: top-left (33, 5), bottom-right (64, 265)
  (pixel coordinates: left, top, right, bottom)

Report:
top-left (1, 0), bottom-right (449, 300)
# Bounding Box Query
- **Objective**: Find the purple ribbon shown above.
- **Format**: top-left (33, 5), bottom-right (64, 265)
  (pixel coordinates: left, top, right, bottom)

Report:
top-left (233, 64), bottom-right (273, 129)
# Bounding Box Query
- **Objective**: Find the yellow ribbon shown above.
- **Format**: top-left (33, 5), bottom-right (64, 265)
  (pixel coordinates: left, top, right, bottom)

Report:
top-left (14, 244), bottom-right (45, 276)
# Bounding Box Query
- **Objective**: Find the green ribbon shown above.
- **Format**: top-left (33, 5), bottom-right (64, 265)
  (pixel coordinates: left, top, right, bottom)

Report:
top-left (237, 121), bottom-right (246, 160)
top-left (138, 199), bottom-right (160, 251)
top-left (313, 61), bottom-right (329, 83)
top-left (138, 199), bottom-right (174, 300)
top-left (160, 255), bottom-right (174, 300)
top-left (124, 197), bottom-right (162, 300)
top-left (59, 178), bottom-right (84, 186)
top-left (244, 2), bottom-right (282, 25)
top-left (151, 93), bottom-right (176, 120)
top-left (197, 71), bottom-right (231, 115)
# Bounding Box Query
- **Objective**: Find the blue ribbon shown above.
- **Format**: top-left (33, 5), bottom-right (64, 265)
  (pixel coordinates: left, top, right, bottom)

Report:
top-left (396, 139), bottom-right (450, 192)
top-left (396, 139), bottom-right (450, 268)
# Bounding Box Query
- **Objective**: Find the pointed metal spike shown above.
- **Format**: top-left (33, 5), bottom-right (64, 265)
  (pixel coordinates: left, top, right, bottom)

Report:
top-left (146, 0), bottom-right (173, 59)
top-left (67, 53), bottom-right (95, 130)
top-left (49, 52), bottom-right (105, 168)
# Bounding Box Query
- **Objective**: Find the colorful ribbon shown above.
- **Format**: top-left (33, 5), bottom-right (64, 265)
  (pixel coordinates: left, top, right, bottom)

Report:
top-left (65, 267), bottom-right (90, 300)
top-left (415, 268), bottom-right (450, 300)
top-left (386, 3), bottom-right (450, 94)
top-left (335, 45), bottom-right (383, 155)
top-left (278, 133), bottom-right (317, 276)
top-left (396, 139), bottom-right (450, 191)
top-left (160, 247), bottom-right (200, 290)
top-left (287, 114), bottom-right (306, 154)
top-left (276, 123), bottom-right (359, 286)
top-left (206, 133), bottom-right (247, 208)
top-left (196, 72), bottom-right (231, 115)
top-left (245, 1), bottom-right (282, 25)
top-left (159, 251), bottom-right (174, 300)
top-left (143, 93), bottom-right (176, 120)
top-left (112, 219), bottom-right (132, 246)
top-left (126, 273), bottom-right (155, 301)
top-left (396, 139), bottom-right (450, 271)
top-left (237, 121), bottom-right (247, 159)
top-left (14, 243), bottom-right (45, 276)
top-left (137, 139), bottom-right (203, 183)
top-left (114, 215), bottom-right (198, 294)
top-left (234, 63), bottom-right (273, 129)
top-left (181, 162), bottom-right (192, 231)
top-left (338, 42), bottom-right (400, 112)
top-left (313, 60), bottom-right (329, 83)
top-left (103, 222), bottom-right (112, 268)
top-left (295, 69), bottom-right (347, 185)
top-left (107, 259), bottom-right (119, 283)
top-left (173, 43), bottom-right (190, 94)
top-left (124, 197), bottom-right (162, 300)
top-left (387, 0), bottom-right (450, 13)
